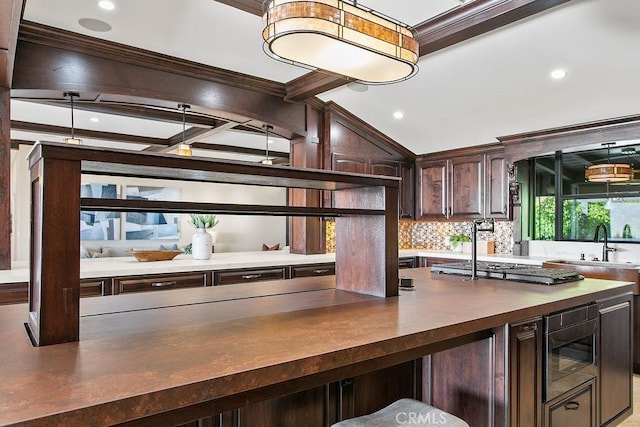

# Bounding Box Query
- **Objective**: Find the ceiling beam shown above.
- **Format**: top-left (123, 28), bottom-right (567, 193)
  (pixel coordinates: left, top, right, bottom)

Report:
top-left (16, 99), bottom-right (225, 128)
top-left (415, 0), bottom-right (572, 56)
top-left (282, 0), bottom-right (572, 101)
top-left (11, 120), bottom-right (169, 146)
top-left (191, 142), bottom-right (289, 159)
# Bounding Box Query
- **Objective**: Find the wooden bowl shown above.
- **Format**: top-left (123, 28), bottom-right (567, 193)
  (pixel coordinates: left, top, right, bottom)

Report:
top-left (128, 250), bottom-right (183, 262)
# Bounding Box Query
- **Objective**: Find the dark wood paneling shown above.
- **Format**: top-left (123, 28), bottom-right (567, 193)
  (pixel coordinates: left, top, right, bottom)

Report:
top-left (424, 333), bottom-right (503, 427)
top-left (499, 114), bottom-right (640, 163)
top-left (28, 157), bottom-right (81, 345)
top-left (14, 25), bottom-right (306, 137)
top-left (509, 318), bottom-right (542, 427)
top-left (598, 297), bottom-right (632, 425)
top-left (0, 88), bottom-right (9, 269)
top-left (238, 385), bottom-right (328, 426)
top-left (0, 282), bottom-right (27, 304)
top-left (416, 0), bottom-right (570, 56)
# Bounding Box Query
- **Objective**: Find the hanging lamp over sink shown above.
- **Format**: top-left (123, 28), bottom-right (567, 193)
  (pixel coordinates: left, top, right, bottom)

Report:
top-left (585, 142), bottom-right (632, 183)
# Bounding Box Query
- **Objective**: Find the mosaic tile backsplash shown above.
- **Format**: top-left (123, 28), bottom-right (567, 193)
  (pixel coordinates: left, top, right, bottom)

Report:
top-left (325, 219), bottom-right (513, 254)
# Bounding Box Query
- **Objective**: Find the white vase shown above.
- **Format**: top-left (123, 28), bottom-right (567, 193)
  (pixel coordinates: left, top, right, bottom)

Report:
top-left (192, 228), bottom-right (212, 260)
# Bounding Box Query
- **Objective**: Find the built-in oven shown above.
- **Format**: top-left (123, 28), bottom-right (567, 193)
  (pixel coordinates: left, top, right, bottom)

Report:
top-left (544, 303), bottom-right (598, 401)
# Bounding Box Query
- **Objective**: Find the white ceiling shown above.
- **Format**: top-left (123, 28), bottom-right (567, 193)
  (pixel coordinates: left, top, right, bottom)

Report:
top-left (12, 0), bottom-right (640, 156)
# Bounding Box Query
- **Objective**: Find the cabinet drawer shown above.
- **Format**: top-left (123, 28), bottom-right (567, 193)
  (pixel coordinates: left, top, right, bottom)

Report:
top-left (545, 379), bottom-right (596, 427)
top-left (116, 273), bottom-right (208, 294)
top-left (0, 282), bottom-right (28, 305)
top-left (398, 257), bottom-right (416, 269)
top-left (214, 267), bottom-right (286, 286)
top-left (289, 263), bottom-right (335, 278)
top-left (80, 278), bottom-right (111, 297)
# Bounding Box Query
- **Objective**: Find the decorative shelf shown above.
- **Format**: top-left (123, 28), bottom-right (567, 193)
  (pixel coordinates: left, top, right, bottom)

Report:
top-left (27, 142), bottom-right (400, 346)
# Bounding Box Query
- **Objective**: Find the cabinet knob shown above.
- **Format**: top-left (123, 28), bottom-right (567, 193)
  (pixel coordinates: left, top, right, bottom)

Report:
top-left (313, 269), bottom-right (330, 274)
top-left (241, 274), bottom-right (261, 279)
top-left (522, 324), bottom-right (538, 332)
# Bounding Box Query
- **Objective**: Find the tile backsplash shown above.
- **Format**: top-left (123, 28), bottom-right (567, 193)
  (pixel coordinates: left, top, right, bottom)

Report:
top-left (325, 219), bottom-right (513, 254)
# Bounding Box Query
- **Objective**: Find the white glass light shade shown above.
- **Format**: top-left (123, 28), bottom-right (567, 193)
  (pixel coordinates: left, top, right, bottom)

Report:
top-left (585, 163), bottom-right (633, 182)
top-left (263, 0), bottom-right (419, 83)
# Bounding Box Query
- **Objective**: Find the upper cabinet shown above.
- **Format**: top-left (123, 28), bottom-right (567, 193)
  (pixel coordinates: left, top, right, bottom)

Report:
top-left (324, 103), bottom-right (417, 219)
top-left (416, 145), bottom-right (509, 220)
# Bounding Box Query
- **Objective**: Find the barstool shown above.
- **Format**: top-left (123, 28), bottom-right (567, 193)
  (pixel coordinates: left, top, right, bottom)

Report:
top-left (331, 398), bottom-right (470, 427)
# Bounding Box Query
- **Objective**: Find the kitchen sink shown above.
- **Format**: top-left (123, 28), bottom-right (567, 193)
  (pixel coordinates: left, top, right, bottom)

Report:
top-left (542, 259), bottom-right (639, 294)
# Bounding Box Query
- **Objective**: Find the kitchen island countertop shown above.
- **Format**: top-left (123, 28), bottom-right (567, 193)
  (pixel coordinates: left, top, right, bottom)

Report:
top-left (0, 268), bottom-right (632, 426)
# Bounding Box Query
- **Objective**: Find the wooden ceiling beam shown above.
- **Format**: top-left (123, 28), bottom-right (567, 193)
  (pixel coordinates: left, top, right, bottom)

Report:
top-left (282, 0), bottom-right (571, 101)
top-left (11, 120), bottom-right (169, 146)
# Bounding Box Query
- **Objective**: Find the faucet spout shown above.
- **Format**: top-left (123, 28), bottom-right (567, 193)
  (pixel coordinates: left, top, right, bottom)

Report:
top-left (594, 223), bottom-right (613, 262)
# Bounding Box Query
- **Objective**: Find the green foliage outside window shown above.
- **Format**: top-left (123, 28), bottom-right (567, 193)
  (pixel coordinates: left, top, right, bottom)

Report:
top-left (562, 200), bottom-right (610, 240)
top-left (534, 196), bottom-right (555, 240)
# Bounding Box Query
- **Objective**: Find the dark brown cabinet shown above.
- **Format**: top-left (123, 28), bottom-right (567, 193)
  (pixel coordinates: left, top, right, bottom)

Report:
top-left (398, 257), bottom-right (417, 269)
top-left (0, 277), bottom-right (111, 304)
top-left (509, 318), bottom-right (543, 427)
top-left (214, 267), bottom-right (287, 286)
top-left (332, 154), bottom-right (413, 218)
top-left (115, 272), bottom-right (209, 294)
top-left (598, 296), bottom-right (632, 425)
top-left (416, 146), bottom-right (510, 220)
top-left (289, 263), bottom-right (335, 278)
top-left (544, 378), bottom-right (596, 427)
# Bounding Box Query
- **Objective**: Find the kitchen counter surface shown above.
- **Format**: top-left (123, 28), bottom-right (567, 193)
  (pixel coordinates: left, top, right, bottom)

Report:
top-left (0, 249), bottom-right (548, 284)
top-left (0, 269), bottom-right (633, 426)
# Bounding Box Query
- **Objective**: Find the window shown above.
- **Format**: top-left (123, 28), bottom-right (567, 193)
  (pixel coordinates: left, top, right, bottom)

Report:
top-left (532, 143), bottom-right (640, 243)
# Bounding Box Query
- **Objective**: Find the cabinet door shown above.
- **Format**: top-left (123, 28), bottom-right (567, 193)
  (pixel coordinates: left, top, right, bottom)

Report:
top-left (116, 272), bottom-right (208, 294)
top-left (370, 160), bottom-right (398, 177)
top-left (399, 163), bottom-right (414, 219)
top-left (599, 297), bottom-right (632, 425)
top-left (417, 161), bottom-right (447, 219)
top-left (545, 379), bottom-right (596, 427)
top-left (449, 155), bottom-right (483, 218)
top-left (398, 257), bottom-right (416, 269)
top-left (509, 318), bottom-right (542, 427)
top-left (486, 152), bottom-right (510, 219)
top-left (332, 153), bottom-right (367, 174)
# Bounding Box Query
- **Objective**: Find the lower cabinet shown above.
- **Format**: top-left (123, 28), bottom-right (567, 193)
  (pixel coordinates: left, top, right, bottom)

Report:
top-left (289, 263), bottom-right (335, 278)
top-left (398, 257), bottom-right (417, 269)
top-left (0, 278), bottom-right (111, 304)
top-left (544, 378), bottom-right (596, 427)
top-left (419, 257), bottom-right (462, 268)
top-left (115, 272), bottom-right (209, 294)
top-left (598, 295), bottom-right (632, 425)
top-left (509, 318), bottom-right (543, 427)
top-left (214, 267), bottom-right (287, 286)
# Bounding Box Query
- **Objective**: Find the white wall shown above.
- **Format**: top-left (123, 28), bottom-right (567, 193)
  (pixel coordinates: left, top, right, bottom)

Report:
top-left (10, 148), bottom-right (287, 261)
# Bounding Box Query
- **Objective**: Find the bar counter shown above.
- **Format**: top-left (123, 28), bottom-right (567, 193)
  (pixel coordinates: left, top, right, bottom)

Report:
top-left (0, 268), bottom-right (633, 426)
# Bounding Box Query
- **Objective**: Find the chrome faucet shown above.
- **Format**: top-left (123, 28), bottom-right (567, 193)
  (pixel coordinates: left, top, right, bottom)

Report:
top-left (594, 223), bottom-right (615, 262)
top-left (471, 218), bottom-right (495, 280)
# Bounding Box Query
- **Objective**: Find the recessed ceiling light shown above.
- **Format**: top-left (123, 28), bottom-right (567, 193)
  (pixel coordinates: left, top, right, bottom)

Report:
top-left (393, 111), bottom-right (404, 119)
top-left (78, 18), bottom-right (112, 32)
top-left (98, 0), bottom-right (115, 10)
top-left (550, 69), bottom-right (567, 79)
top-left (90, 117), bottom-right (100, 123)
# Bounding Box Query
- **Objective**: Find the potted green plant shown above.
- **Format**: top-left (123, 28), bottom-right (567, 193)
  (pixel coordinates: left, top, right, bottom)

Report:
top-left (189, 214), bottom-right (219, 260)
top-left (449, 234), bottom-right (471, 252)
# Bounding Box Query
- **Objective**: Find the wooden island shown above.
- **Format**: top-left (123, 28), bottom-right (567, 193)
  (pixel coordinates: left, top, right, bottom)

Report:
top-left (0, 270), bottom-right (633, 426)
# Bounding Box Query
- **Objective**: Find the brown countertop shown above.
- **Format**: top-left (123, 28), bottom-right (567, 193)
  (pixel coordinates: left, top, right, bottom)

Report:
top-left (0, 269), bottom-right (633, 426)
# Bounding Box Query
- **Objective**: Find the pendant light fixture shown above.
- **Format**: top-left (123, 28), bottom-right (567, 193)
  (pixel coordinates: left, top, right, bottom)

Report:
top-left (262, 124), bottom-right (273, 165)
top-left (175, 103), bottom-right (193, 157)
top-left (63, 92), bottom-right (82, 145)
top-left (262, 0), bottom-right (419, 84)
top-left (585, 142), bottom-right (632, 182)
